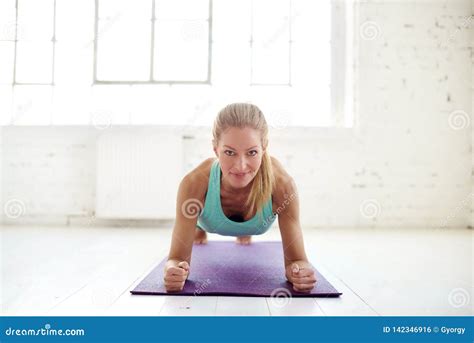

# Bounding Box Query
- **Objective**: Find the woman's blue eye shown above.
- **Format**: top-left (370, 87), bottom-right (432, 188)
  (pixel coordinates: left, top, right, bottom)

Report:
top-left (225, 150), bottom-right (257, 156)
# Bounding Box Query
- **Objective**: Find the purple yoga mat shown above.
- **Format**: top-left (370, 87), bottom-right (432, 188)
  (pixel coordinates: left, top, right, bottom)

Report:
top-left (131, 241), bottom-right (342, 297)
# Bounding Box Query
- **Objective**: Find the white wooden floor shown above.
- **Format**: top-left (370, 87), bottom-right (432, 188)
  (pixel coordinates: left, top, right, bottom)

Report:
top-left (1, 225), bottom-right (472, 316)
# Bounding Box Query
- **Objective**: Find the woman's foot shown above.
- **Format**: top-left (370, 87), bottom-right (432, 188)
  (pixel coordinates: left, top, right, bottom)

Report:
top-left (194, 227), bottom-right (208, 244)
top-left (236, 235), bottom-right (252, 245)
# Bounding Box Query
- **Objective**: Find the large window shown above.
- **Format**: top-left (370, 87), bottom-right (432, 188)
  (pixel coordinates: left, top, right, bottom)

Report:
top-left (95, 0), bottom-right (211, 83)
top-left (0, 0), bottom-right (352, 127)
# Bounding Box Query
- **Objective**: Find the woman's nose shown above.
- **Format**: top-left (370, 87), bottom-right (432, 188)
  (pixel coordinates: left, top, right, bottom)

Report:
top-left (235, 157), bottom-right (248, 171)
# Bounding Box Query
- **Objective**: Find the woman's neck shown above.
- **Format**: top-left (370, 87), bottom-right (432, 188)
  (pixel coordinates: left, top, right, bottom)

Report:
top-left (220, 173), bottom-right (253, 196)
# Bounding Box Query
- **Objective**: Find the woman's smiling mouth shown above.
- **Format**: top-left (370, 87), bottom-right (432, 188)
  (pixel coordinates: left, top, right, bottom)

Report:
top-left (231, 172), bottom-right (249, 178)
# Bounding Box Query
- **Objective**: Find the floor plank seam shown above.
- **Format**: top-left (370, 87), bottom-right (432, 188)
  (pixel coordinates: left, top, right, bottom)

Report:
top-left (330, 271), bottom-right (381, 316)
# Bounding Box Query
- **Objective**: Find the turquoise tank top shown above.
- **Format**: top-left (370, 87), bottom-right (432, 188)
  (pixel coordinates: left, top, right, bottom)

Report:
top-left (197, 159), bottom-right (277, 236)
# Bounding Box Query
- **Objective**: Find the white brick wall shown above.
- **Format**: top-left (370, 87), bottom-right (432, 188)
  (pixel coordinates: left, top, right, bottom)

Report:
top-left (471, 0), bottom-right (474, 229)
top-left (2, 128), bottom-right (97, 225)
top-left (352, 0), bottom-right (472, 228)
top-left (1, 0), bottom-right (472, 229)
top-left (0, 127), bottom-right (3, 224)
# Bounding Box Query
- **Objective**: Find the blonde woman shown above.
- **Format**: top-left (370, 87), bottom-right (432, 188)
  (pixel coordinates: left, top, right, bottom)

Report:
top-left (164, 103), bottom-right (317, 293)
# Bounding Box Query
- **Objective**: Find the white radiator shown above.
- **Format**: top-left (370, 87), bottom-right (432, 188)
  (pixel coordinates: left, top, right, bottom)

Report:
top-left (96, 128), bottom-right (182, 219)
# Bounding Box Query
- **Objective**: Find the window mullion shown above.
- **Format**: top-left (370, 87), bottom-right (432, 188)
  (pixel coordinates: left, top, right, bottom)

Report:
top-left (93, 0), bottom-right (98, 83)
top-left (12, 0), bottom-right (18, 84)
top-left (51, 0), bottom-right (57, 85)
top-left (150, 0), bottom-right (155, 82)
top-left (207, 0), bottom-right (212, 83)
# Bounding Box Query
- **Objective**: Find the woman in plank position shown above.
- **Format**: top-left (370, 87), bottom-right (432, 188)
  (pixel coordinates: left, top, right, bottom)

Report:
top-left (164, 103), bottom-right (316, 293)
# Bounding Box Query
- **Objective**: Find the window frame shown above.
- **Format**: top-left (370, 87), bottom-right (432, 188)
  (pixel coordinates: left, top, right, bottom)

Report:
top-left (249, 0), bottom-right (292, 87)
top-left (92, 0), bottom-right (213, 85)
top-left (331, 0), bottom-right (355, 128)
top-left (12, 0), bottom-right (57, 86)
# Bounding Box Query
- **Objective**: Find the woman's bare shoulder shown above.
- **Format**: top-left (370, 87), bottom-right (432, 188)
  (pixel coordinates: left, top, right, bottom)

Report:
top-left (181, 157), bottom-right (215, 194)
top-left (270, 155), bottom-right (292, 183)
top-left (270, 155), bottom-right (297, 199)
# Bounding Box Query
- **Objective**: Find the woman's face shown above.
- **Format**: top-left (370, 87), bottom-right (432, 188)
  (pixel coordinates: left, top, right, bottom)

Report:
top-left (214, 127), bottom-right (264, 192)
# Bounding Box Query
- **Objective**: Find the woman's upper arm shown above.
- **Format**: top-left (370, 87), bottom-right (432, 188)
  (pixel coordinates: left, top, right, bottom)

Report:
top-left (167, 173), bottom-right (206, 264)
top-left (275, 175), bottom-right (308, 266)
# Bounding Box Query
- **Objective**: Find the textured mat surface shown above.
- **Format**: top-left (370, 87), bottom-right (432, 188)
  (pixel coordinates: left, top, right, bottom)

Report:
top-left (131, 241), bottom-right (342, 297)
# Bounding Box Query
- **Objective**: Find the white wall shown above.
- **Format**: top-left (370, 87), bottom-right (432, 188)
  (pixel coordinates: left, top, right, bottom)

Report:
top-left (351, 0), bottom-right (472, 228)
top-left (2, 127), bottom-right (97, 225)
top-left (471, 0), bottom-right (474, 229)
top-left (1, 0), bottom-right (472, 229)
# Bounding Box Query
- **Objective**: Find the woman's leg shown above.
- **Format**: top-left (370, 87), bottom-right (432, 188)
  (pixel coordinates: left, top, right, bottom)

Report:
top-left (194, 225), bottom-right (208, 244)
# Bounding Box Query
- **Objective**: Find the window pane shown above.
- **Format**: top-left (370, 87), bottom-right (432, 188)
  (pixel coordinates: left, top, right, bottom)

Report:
top-left (251, 0), bottom-right (291, 84)
top-left (0, 42), bottom-right (15, 84)
top-left (292, 0), bottom-right (330, 43)
top-left (15, 41), bottom-right (53, 83)
top-left (55, 0), bottom-right (94, 43)
top-left (0, 0), bottom-right (17, 41)
top-left (96, 0), bottom-right (151, 81)
top-left (55, 42), bottom-right (94, 85)
top-left (17, 0), bottom-right (54, 41)
top-left (154, 20), bottom-right (208, 81)
top-left (251, 42), bottom-right (289, 84)
top-left (155, 0), bottom-right (209, 20)
top-left (96, 18), bottom-right (151, 81)
top-left (99, 0), bottom-right (151, 20)
top-left (252, 0), bottom-right (290, 43)
top-left (213, 0), bottom-right (251, 43)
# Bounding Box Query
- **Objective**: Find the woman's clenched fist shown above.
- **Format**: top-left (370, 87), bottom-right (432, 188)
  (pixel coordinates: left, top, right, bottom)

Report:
top-left (164, 260), bottom-right (190, 292)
